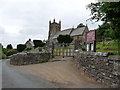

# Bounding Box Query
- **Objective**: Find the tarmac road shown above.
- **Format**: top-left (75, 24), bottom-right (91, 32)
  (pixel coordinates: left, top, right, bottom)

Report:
top-left (2, 59), bottom-right (59, 88)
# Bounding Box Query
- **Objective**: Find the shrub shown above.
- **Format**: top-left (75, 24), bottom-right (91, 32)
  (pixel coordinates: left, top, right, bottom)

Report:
top-left (33, 40), bottom-right (45, 48)
top-left (39, 60), bottom-right (48, 63)
top-left (41, 49), bottom-right (47, 53)
top-left (24, 47), bottom-right (32, 51)
top-left (2, 48), bottom-right (9, 55)
top-left (6, 49), bottom-right (18, 56)
top-left (2, 54), bottom-right (7, 59)
top-left (17, 44), bottom-right (26, 52)
top-left (0, 47), bottom-right (7, 59)
top-left (57, 34), bottom-right (73, 44)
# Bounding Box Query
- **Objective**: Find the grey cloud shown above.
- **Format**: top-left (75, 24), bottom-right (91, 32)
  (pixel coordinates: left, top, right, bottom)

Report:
top-left (0, 0), bottom-right (100, 48)
top-left (19, 27), bottom-right (47, 35)
top-left (0, 26), bottom-right (5, 44)
top-left (0, 26), bottom-right (5, 34)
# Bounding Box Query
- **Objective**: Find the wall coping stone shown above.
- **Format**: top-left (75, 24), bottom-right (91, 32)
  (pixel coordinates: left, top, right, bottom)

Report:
top-left (78, 51), bottom-right (109, 57)
top-left (108, 55), bottom-right (120, 61)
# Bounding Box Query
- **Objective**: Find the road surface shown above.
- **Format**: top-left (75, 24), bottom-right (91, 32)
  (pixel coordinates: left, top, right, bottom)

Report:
top-left (2, 58), bottom-right (107, 88)
top-left (2, 59), bottom-right (60, 88)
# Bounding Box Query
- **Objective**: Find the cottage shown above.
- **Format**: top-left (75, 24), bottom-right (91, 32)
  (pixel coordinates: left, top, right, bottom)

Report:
top-left (25, 39), bottom-right (34, 48)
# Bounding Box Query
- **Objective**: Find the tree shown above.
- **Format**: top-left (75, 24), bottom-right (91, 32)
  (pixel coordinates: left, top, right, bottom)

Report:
top-left (96, 22), bottom-right (113, 41)
top-left (87, 2), bottom-right (120, 40)
top-left (77, 23), bottom-right (85, 28)
top-left (6, 44), bottom-right (13, 49)
top-left (6, 49), bottom-right (18, 56)
top-left (87, 2), bottom-right (120, 54)
top-left (33, 40), bottom-right (45, 48)
top-left (17, 44), bottom-right (26, 52)
top-left (57, 34), bottom-right (73, 44)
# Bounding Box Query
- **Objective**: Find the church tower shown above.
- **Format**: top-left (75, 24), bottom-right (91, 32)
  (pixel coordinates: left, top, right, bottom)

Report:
top-left (48, 19), bottom-right (61, 40)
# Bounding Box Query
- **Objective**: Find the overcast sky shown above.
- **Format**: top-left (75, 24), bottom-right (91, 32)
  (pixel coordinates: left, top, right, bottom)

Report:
top-left (0, 0), bottom-right (102, 48)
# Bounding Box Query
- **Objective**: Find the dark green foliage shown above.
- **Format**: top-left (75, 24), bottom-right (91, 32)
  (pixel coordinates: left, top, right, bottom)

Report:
top-left (57, 35), bottom-right (64, 43)
top-left (57, 34), bottom-right (73, 44)
top-left (33, 40), bottom-right (45, 48)
top-left (2, 54), bottom-right (7, 59)
top-left (17, 44), bottom-right (26, 52)
top-left (77, 23), bottom-right (85, 28)
top-left (0, 52), bottom-right (7, 59)
top-left (1, 48), bottom-right (8, 59)
top-left (39, 60), bottom-right (48, 63)
top-left (2, 48), bottom-right (9, 55)
top-left (96, 23), bottom-right (113, 40)
top-left (6, 49), bottom-right (18, 56)
top-left (24, 47), bottom-right (32, 51)
top-left (6, 44), bottom-right (13, 49)
top-left (87, 2), bottom-right (120, 40)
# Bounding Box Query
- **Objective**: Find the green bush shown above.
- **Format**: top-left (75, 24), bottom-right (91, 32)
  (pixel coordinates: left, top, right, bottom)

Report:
top-left (6, 49), bottom-right (18, 56)
top-left (0, 47), bottom-right (7, 59)
top-left (2, 54), bottom-right (7, 59)
top-left (57, 34), bottom-right (73, 44)
top-left (24, 47), bottom-right (32, 51)
top-left (2, 48), bottom-right (9, 55)
top-left (33, 40), bottom-right (45, 48)
top-left (39, 60), bottom-right (48, 63)
top-left (17, 44), bottom-right (26, 52)
top-left (41, 49), bottom-right (47, 53)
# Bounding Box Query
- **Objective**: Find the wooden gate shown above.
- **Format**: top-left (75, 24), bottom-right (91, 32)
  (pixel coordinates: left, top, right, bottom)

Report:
top-left (54, 47), bottom-right (74, 57)
top-left (47, 43), bottom-right (75, 58)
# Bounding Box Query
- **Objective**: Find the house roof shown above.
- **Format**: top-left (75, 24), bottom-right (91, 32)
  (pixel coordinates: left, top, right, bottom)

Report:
top-left (51, 26), bottom-right (87, 39)
top-left (25, 40), bottom-right (34, 46)
top-left (29, 41), bottom-right (34, 46)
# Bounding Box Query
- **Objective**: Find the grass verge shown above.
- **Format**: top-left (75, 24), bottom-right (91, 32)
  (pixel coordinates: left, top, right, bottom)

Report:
top-left (96, 40), bottom-right (119, 55)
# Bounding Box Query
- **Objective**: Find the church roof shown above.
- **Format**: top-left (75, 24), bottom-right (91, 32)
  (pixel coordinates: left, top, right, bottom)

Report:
top-left (51, 26), bottom-right (87, 39)
top-left (70, 27), bottom-right (86, 36)
top-left (52, 28), bottom-right (72, 39)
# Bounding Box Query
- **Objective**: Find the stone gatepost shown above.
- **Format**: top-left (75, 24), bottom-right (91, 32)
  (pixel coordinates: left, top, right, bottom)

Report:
top-left (74, 39), bottom-right (82, 50)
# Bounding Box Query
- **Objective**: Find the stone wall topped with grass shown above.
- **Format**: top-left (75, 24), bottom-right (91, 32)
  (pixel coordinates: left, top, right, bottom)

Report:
top-left (74, 51), bottom-right (120, 88)
top-left (10, 52), bottom-right (50, 65)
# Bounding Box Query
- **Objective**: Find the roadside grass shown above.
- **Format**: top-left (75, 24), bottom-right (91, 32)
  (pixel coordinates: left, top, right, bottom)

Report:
top-left (96, 40), bottom-right (119, 55)
top-left (39, 60), bottom-right (49, 63)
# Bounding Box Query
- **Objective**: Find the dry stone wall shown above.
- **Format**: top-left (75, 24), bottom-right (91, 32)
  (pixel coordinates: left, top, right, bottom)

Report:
top-left (10, 52), bottom-right (50, 65)
top-left (74, 51), bottom-right (120, 88)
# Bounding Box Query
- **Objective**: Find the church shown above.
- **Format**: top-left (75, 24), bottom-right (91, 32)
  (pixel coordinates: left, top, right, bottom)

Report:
top-left (48, 19), bottom-right (89, 48)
